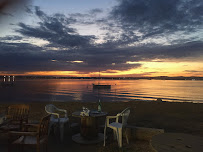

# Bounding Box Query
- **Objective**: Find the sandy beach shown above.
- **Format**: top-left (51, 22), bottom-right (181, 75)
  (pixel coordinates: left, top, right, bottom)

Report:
top-left (1, 101), bottom-right (202, 136)
top-left (0, 101), bottom-right (203, 151)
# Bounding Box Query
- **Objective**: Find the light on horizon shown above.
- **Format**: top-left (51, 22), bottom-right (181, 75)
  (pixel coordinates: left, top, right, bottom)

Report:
top-left (67, 61), bottom-right (84, 63)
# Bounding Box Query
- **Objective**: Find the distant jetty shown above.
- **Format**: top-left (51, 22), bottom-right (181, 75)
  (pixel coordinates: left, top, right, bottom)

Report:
top-left (1, 76), bottom-right (15, 87)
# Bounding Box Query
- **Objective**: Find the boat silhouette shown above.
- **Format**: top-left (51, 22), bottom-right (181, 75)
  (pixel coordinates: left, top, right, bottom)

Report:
top-left (93, 84), bottom-right (111, 89)
top-left (92, 71), bottom-right (111, 89)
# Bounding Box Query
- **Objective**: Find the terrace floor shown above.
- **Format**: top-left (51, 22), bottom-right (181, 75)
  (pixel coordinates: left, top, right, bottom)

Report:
top-left (0, 128), bottom-right (153, 152)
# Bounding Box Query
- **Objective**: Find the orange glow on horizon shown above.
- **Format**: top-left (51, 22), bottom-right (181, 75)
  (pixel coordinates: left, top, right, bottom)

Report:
top-left (1, 61), bottom-right (202, 77)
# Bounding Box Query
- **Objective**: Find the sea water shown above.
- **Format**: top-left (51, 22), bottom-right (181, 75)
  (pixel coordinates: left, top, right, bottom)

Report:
top-left (0, 79), bottom-right (202, 103)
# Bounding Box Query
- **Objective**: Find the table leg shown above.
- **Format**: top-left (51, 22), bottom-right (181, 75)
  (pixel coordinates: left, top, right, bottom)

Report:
top-left (80, 117), bottom-right (98, 139)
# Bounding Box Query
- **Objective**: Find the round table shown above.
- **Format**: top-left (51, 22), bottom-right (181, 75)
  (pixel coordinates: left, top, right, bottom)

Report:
top-left (151, 133), bottom-right (203, 152)
top-left (72, 111), bottom-right (107, 144)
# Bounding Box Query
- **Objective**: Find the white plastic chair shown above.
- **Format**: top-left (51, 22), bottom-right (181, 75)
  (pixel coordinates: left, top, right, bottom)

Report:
top-left (103, 107), bottom-right (130, 148)
top-left (45, 104), bottom-right (69, 141)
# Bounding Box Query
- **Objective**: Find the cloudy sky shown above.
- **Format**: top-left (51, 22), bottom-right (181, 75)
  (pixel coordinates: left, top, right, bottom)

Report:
top-left (0, 0), bottom-right (202, 77)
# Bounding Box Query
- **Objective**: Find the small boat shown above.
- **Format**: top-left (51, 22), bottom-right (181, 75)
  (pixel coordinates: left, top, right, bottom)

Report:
top-left (93, 71), bottom-right (111, 89)
top-left (93, 84), bottom-right (111, 89)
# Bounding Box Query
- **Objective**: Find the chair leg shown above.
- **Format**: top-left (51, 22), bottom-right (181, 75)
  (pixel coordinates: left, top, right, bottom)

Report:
top-left (45, 144), bottom-right (48, 152)
top-left (118, 128), bottom-right (122, 148)
top-left (125, 129), bottom-right (129, 144)
top-left (43, 144), bottom-right (48, 152)
top-left (67, 121), bottom-right (70, 128)
top-left (8, 134), bottom-right (12, 152)
top-left (37, 144), bottom-right (40, 152)
top-left (20, 145), bottom-right (24, 152)
top-left (8, 140), bottom-right (11, 152)
top-left (113, 130), bottom-right (117, 140)
top-left (54, 124), bottom-right (60, 142)
top-left (60, 123), bottom-right (64, 142)
top-left (48, 123), bottom-right (52, 136)
top-left (103, 125), bottom-right (107, 146)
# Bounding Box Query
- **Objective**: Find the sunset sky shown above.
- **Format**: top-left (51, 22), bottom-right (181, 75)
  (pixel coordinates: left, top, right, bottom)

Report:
top-left (0, 0), bottom-right (203, 77)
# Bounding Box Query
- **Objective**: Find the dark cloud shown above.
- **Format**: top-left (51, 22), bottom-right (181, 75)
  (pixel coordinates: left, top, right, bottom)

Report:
top-left (0, 41), bottom-right (46, 71)
top-left (89, 8), bottom-right (103, 15)
top-left (134, 41), bottom-right (203, 60)
top-left (112, 0), bottom-right (203, 29)
top-left (184, 70), bottom-right (203, 73)
top-left (0, 38), bottom-right (141, 72)
top-left (0, 11), bottom-right (13, 16)
top-left (68, 10), bottom-right (103, 25)
top-left (108, 0), bottom-right (203, 42)
top-left (0, 4), bottom-right (202, 75)
top-left (183, 70), bottom-right (203, 76)
top-left (1, 38), bottom-right (202, 73)
top-left (16, 6), bottom-right (95, 48)
top-left (25, 6), bottom-right (33, 14)
top-left (0, 35), bottom-right (22, 41)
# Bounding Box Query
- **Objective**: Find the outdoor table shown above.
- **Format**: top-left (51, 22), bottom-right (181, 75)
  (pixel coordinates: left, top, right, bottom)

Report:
top-left (72, 110), bottom-right (107, 144)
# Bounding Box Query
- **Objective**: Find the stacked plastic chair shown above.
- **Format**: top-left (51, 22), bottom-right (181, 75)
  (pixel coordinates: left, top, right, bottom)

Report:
top-left (45, 104), bottom-right (69, 141)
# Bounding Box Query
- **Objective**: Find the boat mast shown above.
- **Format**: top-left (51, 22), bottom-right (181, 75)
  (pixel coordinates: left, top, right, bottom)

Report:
top-left (98, 70), bottom-right (100, 84)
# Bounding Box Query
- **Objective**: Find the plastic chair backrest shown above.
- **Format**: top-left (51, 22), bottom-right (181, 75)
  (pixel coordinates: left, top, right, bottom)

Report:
top-left (45, 104), bottom-right (57, 114)
top-left (120, 107), bottom-right (130, 127)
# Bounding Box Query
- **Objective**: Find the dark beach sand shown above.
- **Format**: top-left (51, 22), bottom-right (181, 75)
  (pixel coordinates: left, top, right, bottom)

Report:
top-left (0, 101), bottom-right (203, 152)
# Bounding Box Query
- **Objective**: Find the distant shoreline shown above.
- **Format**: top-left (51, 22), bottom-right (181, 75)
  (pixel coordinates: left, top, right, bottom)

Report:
top-left (0, 75), bottom-right (203, 80)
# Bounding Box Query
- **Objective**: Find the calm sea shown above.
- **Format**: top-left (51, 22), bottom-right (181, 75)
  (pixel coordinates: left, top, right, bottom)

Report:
top-left (0, 79), bottom-right (203, 103)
